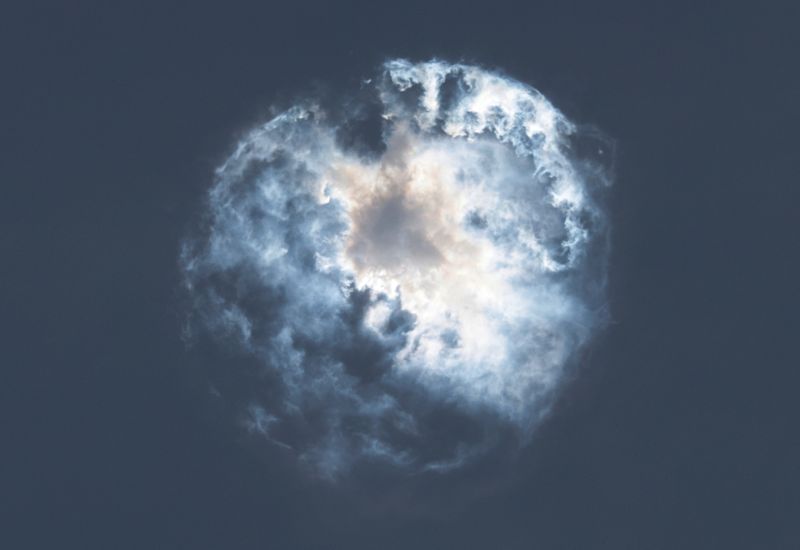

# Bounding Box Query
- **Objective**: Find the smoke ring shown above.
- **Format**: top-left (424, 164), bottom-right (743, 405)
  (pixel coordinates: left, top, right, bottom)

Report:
top-left (181, 59), bottom-right (613, 477)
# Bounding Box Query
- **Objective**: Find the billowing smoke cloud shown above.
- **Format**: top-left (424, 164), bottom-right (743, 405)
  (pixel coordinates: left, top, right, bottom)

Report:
top-left (181, 59), bottom-right (613, 477)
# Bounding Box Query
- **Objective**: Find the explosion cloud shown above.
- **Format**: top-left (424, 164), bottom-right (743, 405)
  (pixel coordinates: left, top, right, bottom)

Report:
top-left (181, 59), bottom-right (613, 477)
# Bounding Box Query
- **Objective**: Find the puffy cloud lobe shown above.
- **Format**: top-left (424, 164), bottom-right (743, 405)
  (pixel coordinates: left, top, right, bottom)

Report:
top-left (181, 60), bottom-right (613, 477)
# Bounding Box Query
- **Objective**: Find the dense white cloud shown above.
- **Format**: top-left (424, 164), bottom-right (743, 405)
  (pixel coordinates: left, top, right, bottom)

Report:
top-left (181, 59), bottom-right (613, 477)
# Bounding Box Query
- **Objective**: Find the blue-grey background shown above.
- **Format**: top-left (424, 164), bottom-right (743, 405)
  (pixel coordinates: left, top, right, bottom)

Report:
top-left (2, 2), bottom-right (798, 548)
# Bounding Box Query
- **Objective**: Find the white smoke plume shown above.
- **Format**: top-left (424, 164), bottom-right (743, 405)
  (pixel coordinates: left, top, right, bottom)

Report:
top-left (181, 59), bottom-right (613, 477)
